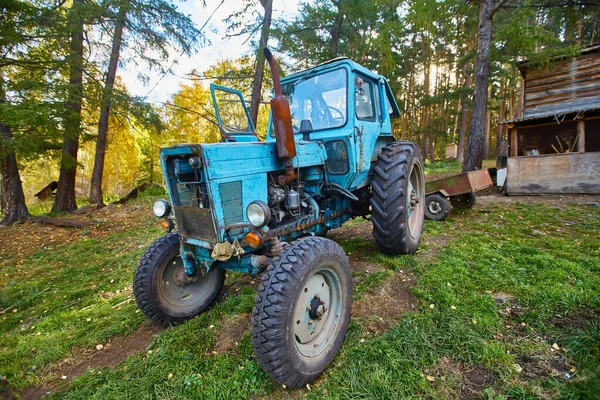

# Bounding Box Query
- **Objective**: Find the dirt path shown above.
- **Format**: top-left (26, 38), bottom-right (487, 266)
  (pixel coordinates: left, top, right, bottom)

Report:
top-left (19, 323), bottom-right (164, 400)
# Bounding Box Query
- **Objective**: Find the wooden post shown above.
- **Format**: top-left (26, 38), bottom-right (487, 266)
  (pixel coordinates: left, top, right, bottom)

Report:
top-left (518, 76), bottom-right (525, 118)
top-left (510, 128), bottom-right (518, 157)
top-left (577, 120), bottom-right (585, 152)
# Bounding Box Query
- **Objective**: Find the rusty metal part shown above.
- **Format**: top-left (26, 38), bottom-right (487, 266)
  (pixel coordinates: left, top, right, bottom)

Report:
top-left (172, 266), bottom-right (199, 287)
top-left (425, 169), bottom-right (493, 197)
top-left (264, 47), bottom-right (297, 183)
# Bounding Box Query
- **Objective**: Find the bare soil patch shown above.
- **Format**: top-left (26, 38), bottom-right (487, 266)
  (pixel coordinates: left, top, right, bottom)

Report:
top-left (353, 272), bottom-right (415, 335)
top-left (427, 357), bottom-right (497, 400)
top-left (477, 193), bottom-right (600, 207)
top-left (211, 313), bottom-right (250, 354)
top-left (0, 203), bottom-right (153, 268)
top-left (20, 323), bottom-right (163, 399)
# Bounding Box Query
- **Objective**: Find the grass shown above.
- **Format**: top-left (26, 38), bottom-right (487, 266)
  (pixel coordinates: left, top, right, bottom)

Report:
top-left (1, 194), bottom-right (599, 399)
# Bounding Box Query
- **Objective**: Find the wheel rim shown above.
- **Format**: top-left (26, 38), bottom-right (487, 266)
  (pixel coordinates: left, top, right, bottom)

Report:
top-left (157, 254), bottom-right (219, 311)
top-left (406, 162), bottom-right (425, 238)
top-left (292, 266), bottom-right (343, 357)
top-left (428, 200), bottom-right (442, 215)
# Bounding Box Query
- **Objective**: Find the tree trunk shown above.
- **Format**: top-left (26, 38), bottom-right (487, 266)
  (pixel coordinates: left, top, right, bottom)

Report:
top-left (249, 0), bottom-right (272, 128)
top-left (457, 65), bottom-right (472, 162)
top-left (0, 77), bottom-right (30, 224)
top-left (463, 0), bottom-right (506, 172)
top-left (496, 79), bottom-right (505, 153)
top-left (53, 0), bottom-right (84, 213)
top-left (483, 84), bottom-right (492, 159)
top-left (330, 1), bottom-right (344, 56)
top-left (90, 2), bottom-right (128, 206)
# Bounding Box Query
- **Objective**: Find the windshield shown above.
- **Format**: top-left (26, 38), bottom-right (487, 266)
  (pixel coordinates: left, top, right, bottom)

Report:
top-left (280, 68), bottom-right (348, 133)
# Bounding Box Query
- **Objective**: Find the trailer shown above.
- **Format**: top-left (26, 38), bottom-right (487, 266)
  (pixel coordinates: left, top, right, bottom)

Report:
top-left (424, 169), bottom-right (493, 221)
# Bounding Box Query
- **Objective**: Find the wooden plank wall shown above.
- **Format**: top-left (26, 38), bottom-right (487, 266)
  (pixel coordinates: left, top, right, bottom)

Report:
top-left (507, 152), bottom-right (600, 194)
top-left (524, 52), bottom-right (600, 118)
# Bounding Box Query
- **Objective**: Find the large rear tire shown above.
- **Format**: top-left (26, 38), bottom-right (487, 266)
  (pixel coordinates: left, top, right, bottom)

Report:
top-left (251, 237), bottom-right (352, 388)
top-left (133, 232), bottom-right (225, 325)
top-left (370, 142), bottom-right (425, 255)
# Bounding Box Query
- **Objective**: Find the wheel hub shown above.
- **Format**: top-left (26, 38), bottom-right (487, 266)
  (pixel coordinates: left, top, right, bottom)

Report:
top-left (293, 273), bottom-right (330, 344)
top-left (172, 266), bottom-right (198, 287)
top-left (428, 200), bottom-right (442, 214)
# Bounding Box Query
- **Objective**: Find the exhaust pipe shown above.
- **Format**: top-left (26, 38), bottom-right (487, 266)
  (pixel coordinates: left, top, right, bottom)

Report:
top-left (264, 48), bottom-right (297, 185)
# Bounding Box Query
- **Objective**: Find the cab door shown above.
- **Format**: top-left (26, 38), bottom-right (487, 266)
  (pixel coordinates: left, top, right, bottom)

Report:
top-left (350, 74), bottom-right (380, 189)
top-left (210, 84), bottom-right (258, 142)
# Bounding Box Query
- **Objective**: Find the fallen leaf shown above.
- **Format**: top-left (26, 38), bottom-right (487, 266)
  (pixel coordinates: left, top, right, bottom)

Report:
top-left (12, 309), bottom-right (17, 313)
top-left (515, 364), bottom-right (523, 373)
top-left (521, 322), bottom-right (527, 327)
top-left (96, 344), bottom-right (104, 350)
top-left (552, 343), bottom-right (560, 350)
top-left (306, 383), bottom-right (311, 391)
top-left (167, 373), bottom-right (173, 379)
top-left (360, 338), bottom-right (366, 343)
top-left (426, 375), bottom-right (435, 382)
top-left (472, 319), bottom-right (477, 325)
top-left (570, 366), bottom-right (576, 373)
top-left (447, 282), bottom-right (452, 287)
top-left (61, 375), bottom-right (67, 380)
top-left (147, 350), bottom-right (153, 354)
top-left (429, 304), bottom-right (435, 309)
top-left (282, 385), bottom-right (287, 389)
top-left (209, 325), bottom-right (215, 329)
top-left (86, 318), bottom-right (91, 322)
top-left (450, 305), bottom-right (457, 310)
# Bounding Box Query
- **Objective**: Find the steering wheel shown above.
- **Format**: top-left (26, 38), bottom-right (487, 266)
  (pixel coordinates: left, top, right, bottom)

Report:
top-left (312, 105), bottom-right (344, 127)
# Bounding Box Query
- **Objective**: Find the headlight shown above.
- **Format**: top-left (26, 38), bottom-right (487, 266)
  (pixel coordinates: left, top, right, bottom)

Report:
top-left (246, 201), bottom-right (270, 227)
top-left (153, 199), bottom-right (171, 218)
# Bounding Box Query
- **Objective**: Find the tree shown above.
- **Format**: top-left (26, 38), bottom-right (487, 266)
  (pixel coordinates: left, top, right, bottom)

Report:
top-left (0, 76), bottom-right (29, 224)
top-left (53, 0), bottom-right (85, 212)
top-left (89, 0), bottom-right (130, 205)
top-left (249, 0), bottom-right (273, 128)
top-left (462, 0), bottom-right (508, 172)
top-left (88, 0), bottom-right (202, 206)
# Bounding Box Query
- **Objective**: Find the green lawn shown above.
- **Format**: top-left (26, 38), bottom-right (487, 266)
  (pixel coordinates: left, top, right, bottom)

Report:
top-left (1, 192), bottom-right (598, 399)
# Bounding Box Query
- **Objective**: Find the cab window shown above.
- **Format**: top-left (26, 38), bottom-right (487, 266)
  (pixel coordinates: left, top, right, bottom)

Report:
top-left (355, 76), bottom-right (375, 121)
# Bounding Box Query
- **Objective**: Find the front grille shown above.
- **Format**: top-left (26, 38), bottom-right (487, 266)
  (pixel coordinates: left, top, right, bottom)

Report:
top-left (174, 206), bottom-right (217, 242)
top-left (219, 181), bottom-right (243, 226)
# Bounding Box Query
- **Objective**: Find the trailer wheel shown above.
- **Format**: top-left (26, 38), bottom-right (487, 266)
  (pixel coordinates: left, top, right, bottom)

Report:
top-left (370, 142), bottom-right (425, 255)
top-left (425, 193), bottom-right (450, 221)
top-left (133, 232), bottom-right (225, 325)
top-left (251, 237), bottom-right (352, 388)
top-left (450, 192), bottom-right (476, 209)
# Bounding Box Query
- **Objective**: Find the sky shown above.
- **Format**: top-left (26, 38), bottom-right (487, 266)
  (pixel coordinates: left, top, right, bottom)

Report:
top-left (120, 0), bottom-right (302, 103)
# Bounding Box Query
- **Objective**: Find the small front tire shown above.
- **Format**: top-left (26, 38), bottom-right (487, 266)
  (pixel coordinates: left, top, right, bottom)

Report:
top-left (425, 193), bottom-right (451, 221)
top-left (251, 237), bottom-right (352, 388)
top-left (133, 232), bottom-right (225, 325)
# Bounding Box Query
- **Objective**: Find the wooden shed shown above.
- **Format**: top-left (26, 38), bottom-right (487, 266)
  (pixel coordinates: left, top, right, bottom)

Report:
top-left (501, 44), bottom-right (600, 194)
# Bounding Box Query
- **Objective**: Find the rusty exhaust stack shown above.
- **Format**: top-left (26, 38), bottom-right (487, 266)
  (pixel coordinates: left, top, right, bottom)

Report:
top-left (264, 48), bottom-right (297, 185)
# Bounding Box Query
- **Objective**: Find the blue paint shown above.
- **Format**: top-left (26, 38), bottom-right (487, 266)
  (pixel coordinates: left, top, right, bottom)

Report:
top-left (158, 58), bottom-right (401, 275)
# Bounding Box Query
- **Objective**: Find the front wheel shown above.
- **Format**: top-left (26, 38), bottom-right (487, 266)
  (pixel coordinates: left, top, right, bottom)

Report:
top-left (133, 232), bottom-right (225, 325)
top-left (251, 237), bottom-right (352, 388)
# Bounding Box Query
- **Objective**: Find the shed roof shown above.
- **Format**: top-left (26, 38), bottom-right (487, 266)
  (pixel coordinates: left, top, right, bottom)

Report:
top-left (500, 106), bottom-right (600, 125)
top-left (517, 43), bottom-right (600, 73)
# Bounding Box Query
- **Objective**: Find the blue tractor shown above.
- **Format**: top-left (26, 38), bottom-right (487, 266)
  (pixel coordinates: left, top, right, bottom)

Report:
top-left (133, 49), bottom-right (425, 388)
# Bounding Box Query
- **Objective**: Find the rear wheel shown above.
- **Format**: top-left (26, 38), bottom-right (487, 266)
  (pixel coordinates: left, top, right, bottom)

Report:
top-left (425, 193), bottom-right (451, 221)
top-left (251, 237), bottom-right (352, 388)
top-left (370, 142), bottom-right (425, 255)
top-left (133, 232), bottom-right (225, 325)
top-left (450, 192), bottom-right (476, 209)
